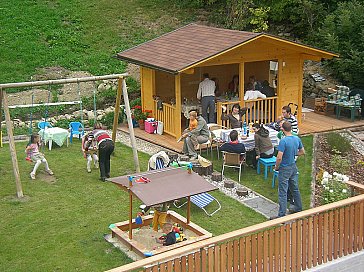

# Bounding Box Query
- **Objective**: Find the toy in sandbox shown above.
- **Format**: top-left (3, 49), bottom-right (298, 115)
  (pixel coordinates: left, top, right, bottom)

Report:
top-left (107, 167), bottom-right (217, 258)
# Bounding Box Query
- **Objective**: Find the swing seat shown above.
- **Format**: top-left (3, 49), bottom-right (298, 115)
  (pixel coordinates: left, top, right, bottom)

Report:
top-left (69, 122), bottom-right (84, 143)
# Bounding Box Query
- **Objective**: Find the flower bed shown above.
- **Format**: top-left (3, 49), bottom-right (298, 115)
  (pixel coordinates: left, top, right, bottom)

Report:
top-left (314, 131), bottom-right (364, 206)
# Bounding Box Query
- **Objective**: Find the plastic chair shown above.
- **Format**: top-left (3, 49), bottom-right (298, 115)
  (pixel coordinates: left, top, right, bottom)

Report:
top-left (221, 151), bottom-right (246, 183)
top-left (174, 192), bottom-right (221, 216)
top-left (257, 156), bottom-right (276, 179)
top-left (198, 131), bottom-right (212, 156)
top-left (69, 122), bottom-right (84, 143)
top-left (207, 123), bottom-right (227, 159)
top-left (38, 121), bottom-right (53, 129)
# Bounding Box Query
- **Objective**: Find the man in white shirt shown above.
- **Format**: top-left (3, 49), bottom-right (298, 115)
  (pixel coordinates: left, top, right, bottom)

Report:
top-left (197, 73), bottom-right (216, 123)
top-left (244, 83), bottom-right (266, 100)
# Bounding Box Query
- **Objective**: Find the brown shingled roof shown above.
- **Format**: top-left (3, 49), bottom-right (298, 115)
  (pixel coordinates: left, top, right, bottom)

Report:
top-left (116, 24), bottom-right (261, 73)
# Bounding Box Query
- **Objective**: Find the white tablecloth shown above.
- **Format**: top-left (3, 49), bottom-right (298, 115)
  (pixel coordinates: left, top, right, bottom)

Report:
top-left (218, 126), bottom-right (279, 151)
top-left (39, 127), bottom-right (69, 150)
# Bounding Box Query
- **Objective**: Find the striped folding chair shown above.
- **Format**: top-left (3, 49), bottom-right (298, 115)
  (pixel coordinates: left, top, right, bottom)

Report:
top-left (174, 192), bottom-right (221, 216)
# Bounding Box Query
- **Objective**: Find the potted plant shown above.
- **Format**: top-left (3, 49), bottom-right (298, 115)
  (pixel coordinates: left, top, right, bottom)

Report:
top-left (133, 106), bottom-right (151, 130)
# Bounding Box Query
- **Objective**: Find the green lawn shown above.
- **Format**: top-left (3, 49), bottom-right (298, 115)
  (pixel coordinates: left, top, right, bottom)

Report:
top-left (0, 140), bottom-right (266, 272)
top-left (0, 0), bottom-right (197, 85)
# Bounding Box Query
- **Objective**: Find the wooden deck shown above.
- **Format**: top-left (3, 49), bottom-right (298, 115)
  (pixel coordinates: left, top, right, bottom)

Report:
top-left (300, 111), bottom-right (364, 135)
top-left (118, 112), bottom-right (364, 152)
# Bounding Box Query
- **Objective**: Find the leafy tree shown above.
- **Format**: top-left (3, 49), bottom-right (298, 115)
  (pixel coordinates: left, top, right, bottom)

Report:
top-left (315, 1), bottom-right (364, 87)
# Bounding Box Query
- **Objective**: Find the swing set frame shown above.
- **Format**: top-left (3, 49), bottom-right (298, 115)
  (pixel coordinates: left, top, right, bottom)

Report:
top-left (0, 73), bottom-right (141, 199)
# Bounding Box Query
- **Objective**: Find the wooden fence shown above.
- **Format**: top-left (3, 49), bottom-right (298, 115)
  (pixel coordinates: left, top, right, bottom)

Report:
top-left (217, 97), bottom-right (277, 128)
top-left (153, 101), bottom-right (176, 137)
top-left (107, 182), bottom-right (364, 272)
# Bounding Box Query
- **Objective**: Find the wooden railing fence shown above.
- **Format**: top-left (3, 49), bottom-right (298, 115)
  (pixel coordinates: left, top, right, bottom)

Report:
top-left (153, 101), bottom-right (176, 137)
top-left (107, 183), bottom-right (364, 272)
top-left (217, 97), bottom-right (277, 128)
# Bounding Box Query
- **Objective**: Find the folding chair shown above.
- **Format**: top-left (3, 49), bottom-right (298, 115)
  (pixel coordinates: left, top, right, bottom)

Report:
top-left (174, 192), bottom-right (221, 216)
top-left (221, 151), bottom-right (246, 183)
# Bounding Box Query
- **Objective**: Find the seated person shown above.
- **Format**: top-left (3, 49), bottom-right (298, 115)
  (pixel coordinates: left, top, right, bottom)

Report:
top-left (221, 103), bottom-right (247, 129)
top-left (156, 222), bottom-right (176, 246)
top-left (188, 111), bottom-right (198, 131)
top-left (247, 75), bottom-right (262, 91)
top-left (181, 111), bottom-right (210, 160)
top-left (260, 80), bottom-right (275, 97)
top-left (274, 106), bottom-right (299, 134)
top-left (244, 83), bottom-right (266, 100)
top-left (251, 123), bottom-right (274, 168)
top-left (220, 130), bottom-right (246, 154)
top-left (228, 75), bottom-right (239, 96)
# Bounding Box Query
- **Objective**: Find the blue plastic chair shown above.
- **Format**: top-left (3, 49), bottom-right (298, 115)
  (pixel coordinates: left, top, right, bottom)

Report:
top-left (257, 156), bottom-right (277, 179)
top-left (38, 121), bottom-right (53, 129)
top-left (69, 122), bottom-right (84, 143)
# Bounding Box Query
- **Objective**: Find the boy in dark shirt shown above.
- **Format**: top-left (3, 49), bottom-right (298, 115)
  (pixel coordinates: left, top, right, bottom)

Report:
top-left (156, 222), bottom-right (176, 246)
top-left (220, 130), bottom-right (246, 154)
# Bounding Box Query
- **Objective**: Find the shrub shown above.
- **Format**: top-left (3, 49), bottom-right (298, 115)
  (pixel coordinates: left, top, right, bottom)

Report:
top-left (325, 132), bottom-right (351, 155)
top-left (320, 171), bottom-right (350, 205)
top-left (330, 154), bottom-right (350, 174)
top-left (100, 111), bottom-right (123, 129)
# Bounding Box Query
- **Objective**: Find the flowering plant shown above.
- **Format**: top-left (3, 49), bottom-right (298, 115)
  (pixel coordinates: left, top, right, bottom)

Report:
top-left (132, 105), bottom-right (151, 121)
top-left (320, 171), bottom-right (350, 205)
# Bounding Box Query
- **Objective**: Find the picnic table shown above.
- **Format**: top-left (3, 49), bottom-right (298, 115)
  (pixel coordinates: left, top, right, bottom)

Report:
top-left (39, 127), bottom-right (69, 150)
top-left (217, 126), bottom-right (279, 151)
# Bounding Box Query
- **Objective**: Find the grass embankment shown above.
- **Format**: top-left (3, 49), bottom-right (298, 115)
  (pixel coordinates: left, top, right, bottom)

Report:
top-left (0, 141), bottom-right (265, 271)
top-left (0, 0), bottom-right (196, 85)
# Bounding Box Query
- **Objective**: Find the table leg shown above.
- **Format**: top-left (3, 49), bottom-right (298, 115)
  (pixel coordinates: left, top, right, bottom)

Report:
top-left (49, 140), bottom-right (52, 151)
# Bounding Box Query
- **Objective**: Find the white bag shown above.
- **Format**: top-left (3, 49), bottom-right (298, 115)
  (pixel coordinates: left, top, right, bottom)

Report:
top-left (157, 121), bottom-right (164, 135)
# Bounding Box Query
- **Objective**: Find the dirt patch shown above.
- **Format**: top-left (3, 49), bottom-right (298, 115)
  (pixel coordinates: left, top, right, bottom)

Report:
top-left (36, 172), bottom-right (57, 184)
top-left (3, 195), bottom-right (31, 203)
top-left (7, 67), bottom-right (95, 106)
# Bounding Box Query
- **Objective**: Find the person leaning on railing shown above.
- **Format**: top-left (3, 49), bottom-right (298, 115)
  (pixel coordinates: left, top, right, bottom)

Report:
top-left (221, 103), bottom-right (247, 129)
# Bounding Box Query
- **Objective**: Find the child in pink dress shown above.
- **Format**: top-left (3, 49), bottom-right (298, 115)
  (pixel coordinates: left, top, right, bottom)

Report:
top-left (25, 134), bottom-right (53, 180)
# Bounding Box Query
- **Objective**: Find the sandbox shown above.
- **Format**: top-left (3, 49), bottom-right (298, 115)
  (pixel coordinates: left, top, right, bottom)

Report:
top-left (109, 211), bottom-right (212, 258)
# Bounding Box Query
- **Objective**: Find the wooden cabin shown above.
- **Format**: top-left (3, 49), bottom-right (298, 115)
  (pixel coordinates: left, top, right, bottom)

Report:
top-left (117, 24), bottom-right (337, 139)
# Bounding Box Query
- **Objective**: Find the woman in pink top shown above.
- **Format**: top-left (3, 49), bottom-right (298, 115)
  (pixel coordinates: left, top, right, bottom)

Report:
top-left (25, 134), bottom-right (53, 180)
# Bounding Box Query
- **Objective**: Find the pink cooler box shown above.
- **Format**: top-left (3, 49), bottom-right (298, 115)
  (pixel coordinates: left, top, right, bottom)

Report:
top-left (145, 120), bottom-right (157, 134)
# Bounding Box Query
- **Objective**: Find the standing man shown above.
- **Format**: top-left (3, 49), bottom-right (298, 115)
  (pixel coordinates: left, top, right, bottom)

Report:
top-left (274, 106), bottom-right (299, 134)
top-left (197, 73), bottom-right (216, 124)
top-left (92, 124), bottom-right (115, 181)
top-left (274, 122), bottom-right (305, 217)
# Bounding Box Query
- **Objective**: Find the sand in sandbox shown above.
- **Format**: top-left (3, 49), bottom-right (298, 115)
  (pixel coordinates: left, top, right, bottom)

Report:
top-left (129, 225), bottom-right (199, 252)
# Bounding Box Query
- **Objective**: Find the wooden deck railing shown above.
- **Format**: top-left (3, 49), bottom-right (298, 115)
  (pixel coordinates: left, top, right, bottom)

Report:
top-left (153, 100), bottom-right (176, 137)
top-left (217, 97), bottom-right (277, 128)
top-left (107, 182), bottom-right (364, 272)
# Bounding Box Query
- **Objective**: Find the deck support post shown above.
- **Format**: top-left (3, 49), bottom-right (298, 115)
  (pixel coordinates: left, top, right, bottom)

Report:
top-left (3, 90), bottom-right (24, 198)
top-left (239, 62), bottom-right (245, 105)
top-left (175, 74), bottom-right (182, 139)
top-left (112, 76), bottom-right (123, 143)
